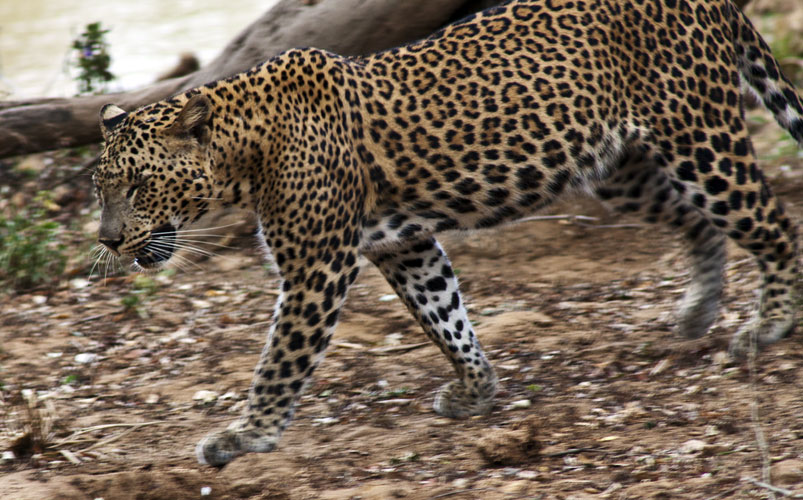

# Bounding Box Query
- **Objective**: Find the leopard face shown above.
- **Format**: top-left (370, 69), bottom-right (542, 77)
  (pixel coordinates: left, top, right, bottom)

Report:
top-left (94, 95), bottom-right (218, 269)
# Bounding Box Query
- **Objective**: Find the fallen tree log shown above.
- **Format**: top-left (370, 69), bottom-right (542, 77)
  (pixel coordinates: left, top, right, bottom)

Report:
top-left (0, 0), bottom-right (498, 160)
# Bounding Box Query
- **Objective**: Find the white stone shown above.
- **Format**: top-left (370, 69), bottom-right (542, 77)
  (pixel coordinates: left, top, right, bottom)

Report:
top-left (679, 439), bottom-right (707, 454)
top-left (74, 353), bottom-right (98, 364)
top-left (312, 417), bottom-right (339, 425)
top-left (219, 391), bottom-right (238, 400)
top-left (192, 390), bottom-right (219, 404)
top-left (69, 278), bottom-right (91, 290)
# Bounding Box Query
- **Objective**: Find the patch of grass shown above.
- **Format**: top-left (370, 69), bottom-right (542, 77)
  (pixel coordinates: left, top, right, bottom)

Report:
top-left (766, 130), bottom-right (802, 162)
top-left (8, 391), bottom-right (55, 460)
top-left (389, 452), bottom-right (420, 465)
top-left (381, 387), bottom-right (413, 399)
top-left (0, 192), bottom-right (67, 292)
top-left (120, 273), bottom-right (166, 317)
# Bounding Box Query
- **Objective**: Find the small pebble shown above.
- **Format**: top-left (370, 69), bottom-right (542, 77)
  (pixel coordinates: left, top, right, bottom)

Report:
top-left (193, 390), bottom-right (219, 404)
top-left (510, 399), bottom-right (532, 409)
top-left (69, 278), bottom-right (91, 290)
top-left (200, 486), bottom-right (212, 496)
top-left (679, 439), bottom-right (707, 454)
top-left (313, 417), bottom-right (339, 425)
top-left (74, 353), bottom-right (98, 364)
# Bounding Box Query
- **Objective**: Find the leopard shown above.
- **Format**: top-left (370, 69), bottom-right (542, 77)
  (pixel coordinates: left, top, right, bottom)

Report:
top-left (93, 0), bottom-right (802, 467)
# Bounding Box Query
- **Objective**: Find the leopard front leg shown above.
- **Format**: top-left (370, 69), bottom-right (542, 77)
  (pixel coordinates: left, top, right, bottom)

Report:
top-left (197, 246), bottom-right (361, 466)
top-left (366, 237), bottom-right (497, 418)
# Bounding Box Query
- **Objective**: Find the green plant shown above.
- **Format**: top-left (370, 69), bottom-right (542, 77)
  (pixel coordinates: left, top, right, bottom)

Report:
top-left (380, 387), bottom-right (412, 399)
top-left (71, 22), bottom-right (115, 95)
top-left (0, 192), bottom-right (67, 292)
top-left (120, 274), bottom-right (162, 317)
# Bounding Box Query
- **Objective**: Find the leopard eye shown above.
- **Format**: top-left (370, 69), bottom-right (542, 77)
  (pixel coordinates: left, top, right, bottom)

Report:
top-left (126, 185), bottom-right (140, 200)
top-left (126, 175), bottom-right (152, 201)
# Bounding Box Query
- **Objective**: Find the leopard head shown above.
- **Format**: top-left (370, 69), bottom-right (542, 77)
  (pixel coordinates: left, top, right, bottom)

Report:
top-left (93, 94), bottom-right (215, 270)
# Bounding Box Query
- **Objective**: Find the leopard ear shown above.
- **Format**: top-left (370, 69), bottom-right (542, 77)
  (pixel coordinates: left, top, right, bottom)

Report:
top-left (168, 94), bottom-right (212, 145)
top-left (100, 104), bottom-right (128, 140)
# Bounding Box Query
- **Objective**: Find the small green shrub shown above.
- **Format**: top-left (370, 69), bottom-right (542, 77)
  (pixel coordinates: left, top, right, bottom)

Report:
top-left (0, 193), bottom-right (67, 292)
top-left (71, 22), bottom-right (115, 95)
top-left (120, 274), bottom-right (164, 317)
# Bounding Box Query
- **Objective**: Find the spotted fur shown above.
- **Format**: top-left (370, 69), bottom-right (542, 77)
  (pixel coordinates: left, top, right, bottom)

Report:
top-left (94, 0), bottom-right (801, 466)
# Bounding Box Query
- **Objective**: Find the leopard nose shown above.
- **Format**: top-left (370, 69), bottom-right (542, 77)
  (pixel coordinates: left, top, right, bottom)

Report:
top-left (99, 236), bottom-right (124, 252)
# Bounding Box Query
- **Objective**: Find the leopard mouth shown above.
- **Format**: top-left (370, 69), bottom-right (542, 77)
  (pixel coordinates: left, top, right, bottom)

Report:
top-left (135, 223), bottom-right (176, 269)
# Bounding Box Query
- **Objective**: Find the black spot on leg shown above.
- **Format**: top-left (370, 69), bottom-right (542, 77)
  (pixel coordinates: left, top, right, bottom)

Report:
top-left (426, 276), bottom-right (448, 292)
top-left (289, 331), bottom-right (305, 351)
top-left (295, 354), bottom-right (310, 373)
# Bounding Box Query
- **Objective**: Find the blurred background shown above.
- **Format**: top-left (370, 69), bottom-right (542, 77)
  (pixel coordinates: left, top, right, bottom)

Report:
top-left (0, 0), bottom-right (270, 98)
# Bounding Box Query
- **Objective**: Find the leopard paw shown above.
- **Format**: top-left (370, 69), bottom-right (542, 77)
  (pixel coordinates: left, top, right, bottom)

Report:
top-left (433, 380), bottom-right (496, 419)
top-left (196, 425), bottom-right (278, 467)
top-left (729, 315), bottom-right (796, 359)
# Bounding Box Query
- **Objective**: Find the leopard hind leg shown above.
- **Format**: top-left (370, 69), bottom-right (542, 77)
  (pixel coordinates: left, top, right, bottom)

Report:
top-left (596, 157), bottom-right (727, 339)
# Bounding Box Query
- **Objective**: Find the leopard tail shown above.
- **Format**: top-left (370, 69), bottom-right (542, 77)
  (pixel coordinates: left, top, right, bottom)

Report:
top-left (729, 2), bottom-right (803, 146)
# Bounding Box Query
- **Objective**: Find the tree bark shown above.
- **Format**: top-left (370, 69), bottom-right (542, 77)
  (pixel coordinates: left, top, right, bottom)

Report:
top-left (0, 0), bottom-right (497, 160)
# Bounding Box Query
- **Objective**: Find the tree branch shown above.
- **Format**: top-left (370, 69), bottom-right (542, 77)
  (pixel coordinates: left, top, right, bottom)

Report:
top-left (0, 0), bottom-right (496, 159)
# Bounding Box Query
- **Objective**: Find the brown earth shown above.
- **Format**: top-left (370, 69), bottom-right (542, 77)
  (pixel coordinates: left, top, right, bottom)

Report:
top-left (1, 109), bottom-right (803, 499)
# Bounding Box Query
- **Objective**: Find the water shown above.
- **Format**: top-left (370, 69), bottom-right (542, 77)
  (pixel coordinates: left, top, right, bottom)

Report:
top-left (0, 0), bottom-right (274, 99)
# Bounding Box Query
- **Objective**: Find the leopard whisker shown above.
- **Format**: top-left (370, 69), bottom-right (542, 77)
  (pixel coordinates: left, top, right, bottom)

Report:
top-left (174, 237), bottom-right (240, 251)
top-left (146, 241), bottom-right (208, 269)
top-left (164, 221), bottom-right (247, 234)
top-left (155, 239), bottom-right (232, 260)
top-left (88, 245), bottom-right (107, 281)
top-left (103, 250), bottom-right (115, 284)
top-left (90, 244), bottom-right (106, 258)
top-left (157, 248), bottom-right (201, 271)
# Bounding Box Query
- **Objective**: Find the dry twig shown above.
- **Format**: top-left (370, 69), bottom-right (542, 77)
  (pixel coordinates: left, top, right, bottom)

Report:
top-left (543, 447), bottom-right (605, 458)
top-left (748, 327), bottom-right (776, 499)
top-left (369, 342), bottom-right (430, 355)
top-left (80, 427), bottom-right (137, 452)
top-left (54, 421), bottom-right (163, 447)
top-left (745, 478), bottom-right (803, 498)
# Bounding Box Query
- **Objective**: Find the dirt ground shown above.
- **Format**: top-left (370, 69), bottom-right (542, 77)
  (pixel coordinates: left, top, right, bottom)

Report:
top-left (2, 107), bottom-right (803, 499)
